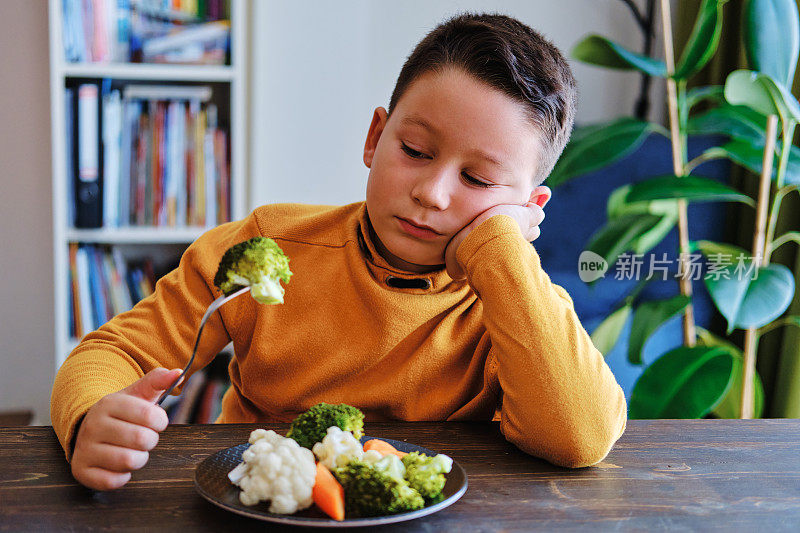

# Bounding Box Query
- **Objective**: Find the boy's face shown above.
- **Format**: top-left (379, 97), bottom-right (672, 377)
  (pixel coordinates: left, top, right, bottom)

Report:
top-left (363, 67), bottom-right (548, 272)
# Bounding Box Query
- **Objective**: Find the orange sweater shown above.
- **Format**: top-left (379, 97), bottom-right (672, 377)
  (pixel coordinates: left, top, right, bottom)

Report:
top-left (51, 202), bottom-right (626, 467)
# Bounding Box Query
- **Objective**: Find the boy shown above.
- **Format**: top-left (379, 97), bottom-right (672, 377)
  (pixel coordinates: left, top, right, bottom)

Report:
top-left (53, 13), bottom-right (627, 491)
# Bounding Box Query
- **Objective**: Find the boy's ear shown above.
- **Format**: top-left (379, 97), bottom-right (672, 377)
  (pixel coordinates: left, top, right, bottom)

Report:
top-left (529, 185), bottom-right (552, 208)
top-left (363, 107), bottom-right (388, 168)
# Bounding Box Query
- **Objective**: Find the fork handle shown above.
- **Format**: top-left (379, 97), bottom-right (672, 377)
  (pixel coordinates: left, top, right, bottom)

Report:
top-left (157, 286), bottom-right (250, 406)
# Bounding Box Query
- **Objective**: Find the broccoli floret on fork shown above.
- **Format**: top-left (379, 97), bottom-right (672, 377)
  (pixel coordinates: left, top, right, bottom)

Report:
top-left (213, 236), bottom-right (292, 304)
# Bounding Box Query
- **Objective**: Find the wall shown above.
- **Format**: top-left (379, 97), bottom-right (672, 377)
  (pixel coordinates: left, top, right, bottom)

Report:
top-left (0, 0), bottom-right (667, 423)
top-left (0, 0), bottom-right (54, 424)
top-left (250, 0), bottom-right (667, 207)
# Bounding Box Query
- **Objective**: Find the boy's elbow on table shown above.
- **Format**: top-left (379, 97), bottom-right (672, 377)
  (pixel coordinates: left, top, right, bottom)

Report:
top-left (503, 388), bottom-right (628, 469)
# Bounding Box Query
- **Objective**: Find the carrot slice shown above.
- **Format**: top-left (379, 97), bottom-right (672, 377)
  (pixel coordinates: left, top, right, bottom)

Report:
top-left (363, 438), bottom-right (408, 458)
top-left (312, 462), bottom-right (345, 521)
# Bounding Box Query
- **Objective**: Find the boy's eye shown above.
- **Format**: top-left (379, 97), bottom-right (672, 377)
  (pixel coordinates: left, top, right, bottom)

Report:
top-left (401, 141), bottom-right (492, 188)
top-left (461, 172), bottom-right (491, 188)
top-left (400, 142), bottom-right (427, 159)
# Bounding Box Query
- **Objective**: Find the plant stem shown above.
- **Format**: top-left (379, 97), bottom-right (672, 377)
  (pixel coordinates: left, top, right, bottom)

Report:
top-left (741, 114), bottom-right (780, 419)
top-left (660, 0), bottom-right (696, 347)
top-left (758, 315), bottom-right (800, 337)
top-left (634, 0), bottom-right (657, 119)
top-left (769, 231), bottom-right (800, 254)
top-left (764, 121), bottom-right (797, 264)
top-left (685, 150), bottom-right (727, 175)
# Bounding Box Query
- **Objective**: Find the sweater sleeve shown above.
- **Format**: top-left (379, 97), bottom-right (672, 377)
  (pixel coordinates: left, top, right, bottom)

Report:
top-left (456, 215), bottom-right (627, 468)
top-left (50, 216), bottom-right (258, 460)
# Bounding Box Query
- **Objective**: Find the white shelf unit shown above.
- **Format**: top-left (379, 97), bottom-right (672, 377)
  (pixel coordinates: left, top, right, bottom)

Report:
top-left (48, 0), bottom-right (249, 370)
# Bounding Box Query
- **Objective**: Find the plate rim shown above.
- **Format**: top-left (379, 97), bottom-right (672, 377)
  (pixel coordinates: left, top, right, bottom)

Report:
top-left (193, 436), bottom-right (468, 528)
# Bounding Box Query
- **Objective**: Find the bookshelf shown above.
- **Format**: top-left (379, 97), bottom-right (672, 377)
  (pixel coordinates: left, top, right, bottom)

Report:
top-left (48, 0), bottom-right (249, 370)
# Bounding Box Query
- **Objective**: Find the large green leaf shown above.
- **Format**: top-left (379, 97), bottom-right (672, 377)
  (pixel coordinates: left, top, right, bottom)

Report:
top-left (624, 175), bottom-right (755, 206)
top-left (572, 35), bottom-right (667, 77)
top-left (686, 104), bottom-right (767, 143)
top-left (725, 69), bottom-right (800, 124)
top-left (696, 328), bottom-right (765, 419)
top-left (549, 118), bottom-right (658, 187)
top-left (585, 213), bottom-right (664, 278)
top-left (674, 0), bottom-right (728, 79)
top-left (607, 185), bottom-right (678, 255)
top-left (703, 259), bottom-right (796, 333)
top-left (591, 304), bottom-right (632, 356)
top-left (702, 139), bottom-right (800, 185)
top-left (743, 0), bottom-right (800, 88)
top-left (627, 295), bottom-right (691, 365)
top-left (629, 346), bottom-right (736, 419)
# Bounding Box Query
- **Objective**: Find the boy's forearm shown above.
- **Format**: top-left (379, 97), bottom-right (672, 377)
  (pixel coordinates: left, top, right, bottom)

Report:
top-left (51, 345), bottom-right (144, 460)
top-left (457, 215), bottom-right (627, 468)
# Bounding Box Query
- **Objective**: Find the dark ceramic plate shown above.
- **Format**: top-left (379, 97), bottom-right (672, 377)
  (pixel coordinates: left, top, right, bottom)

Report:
top-left (194, 436), bottom-right (467, 528)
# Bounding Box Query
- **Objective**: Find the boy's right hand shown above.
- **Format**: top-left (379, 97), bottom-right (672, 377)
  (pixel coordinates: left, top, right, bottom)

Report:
top-left (70, 367), bottom-right (182, 491)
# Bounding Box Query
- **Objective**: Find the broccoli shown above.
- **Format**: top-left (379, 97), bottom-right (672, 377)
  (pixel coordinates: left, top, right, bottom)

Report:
top-left (213, 237), bottom-right (292, 304)
top-left (286, 403), bottom-right (364, 449)
top-left (401, 451), bottom-right (453, 500)
top-left (333, 459), bottom-right (424, 517)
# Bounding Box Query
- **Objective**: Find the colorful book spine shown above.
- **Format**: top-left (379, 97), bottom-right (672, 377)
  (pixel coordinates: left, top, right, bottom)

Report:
top-left (68, 243), bottom-right (83, 338)
top-left (75, 245), bottom-right (96, 334)
top-left (102, 89), bottom-right (122, 227)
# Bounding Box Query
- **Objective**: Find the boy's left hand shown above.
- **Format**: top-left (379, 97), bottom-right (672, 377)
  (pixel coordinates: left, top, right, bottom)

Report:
top-left (445, 189), bottom-right (550, 280)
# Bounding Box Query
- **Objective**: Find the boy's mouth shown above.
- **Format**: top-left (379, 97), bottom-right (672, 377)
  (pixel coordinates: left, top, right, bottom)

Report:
top-left (395, 217), bottom-right (443, 240)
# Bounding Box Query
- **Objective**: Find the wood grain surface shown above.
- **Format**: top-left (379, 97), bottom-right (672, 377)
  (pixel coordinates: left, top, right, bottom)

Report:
top-left (1, 420), bottom-right (798, 531)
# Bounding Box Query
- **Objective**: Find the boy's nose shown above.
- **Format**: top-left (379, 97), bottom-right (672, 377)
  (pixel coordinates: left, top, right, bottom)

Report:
top-left (410, 169), bottom-right (452, 211)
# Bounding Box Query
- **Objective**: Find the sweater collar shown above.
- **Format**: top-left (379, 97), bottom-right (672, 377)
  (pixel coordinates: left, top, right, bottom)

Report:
top-left (354, 203), bottom-right (460, 294)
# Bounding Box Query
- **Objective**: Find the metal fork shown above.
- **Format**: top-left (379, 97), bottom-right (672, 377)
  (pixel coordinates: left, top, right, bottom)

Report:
top-left (157, 285), bottom-right (251, 405)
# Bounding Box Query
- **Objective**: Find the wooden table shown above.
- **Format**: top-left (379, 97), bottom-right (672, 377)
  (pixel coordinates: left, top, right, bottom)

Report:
top-left (1, 420), bottom-right (799, 531)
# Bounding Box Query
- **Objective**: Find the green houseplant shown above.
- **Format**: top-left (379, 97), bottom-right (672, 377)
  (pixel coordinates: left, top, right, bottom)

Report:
top-left (552, 0), bottom-right (800, 419)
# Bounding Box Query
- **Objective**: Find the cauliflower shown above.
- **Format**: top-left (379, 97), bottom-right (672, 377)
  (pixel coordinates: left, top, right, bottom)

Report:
top-left (227, 429), bottom-right (317, 513)
top-left (311, 426), bottom-right (383, 469)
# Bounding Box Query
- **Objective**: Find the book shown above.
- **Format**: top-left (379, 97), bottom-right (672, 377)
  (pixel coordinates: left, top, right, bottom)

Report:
top-left (75, 83), bottom-right (103, 228)
top-left (119, 99), bottom-right (138, 226)
top-left (90, 0), bottom-right (111, 62)
top-left (63, 0), bottom-right (88, 62)
top-left (68, 243), bottom-right (82, 337)
top-left (75, 245), bottom-right (96, 334)
top-left (141, 20), bottom-right (230, 65)
top-left (214, 129), bottom-right (229, 225)
top-left (102, 89), bottom-right (122, 227)
top-left (194, 104), bottom-right (206, 226)
top-left (89, 245), bottom-right (111, 326)
top-left (203, 105), bottom-right (217, 227)
top-left (65, 88), bottom-right (76, 227)
top-left (111, 247), bottom-right (134, 311)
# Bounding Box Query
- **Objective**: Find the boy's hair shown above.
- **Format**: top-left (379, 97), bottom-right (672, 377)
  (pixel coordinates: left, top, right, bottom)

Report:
top-left (388, 13), bottom-right (577, 186)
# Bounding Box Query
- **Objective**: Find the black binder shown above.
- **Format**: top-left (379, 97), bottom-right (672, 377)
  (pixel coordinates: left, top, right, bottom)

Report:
top-left (72, 81), bottom-right (104, 228)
